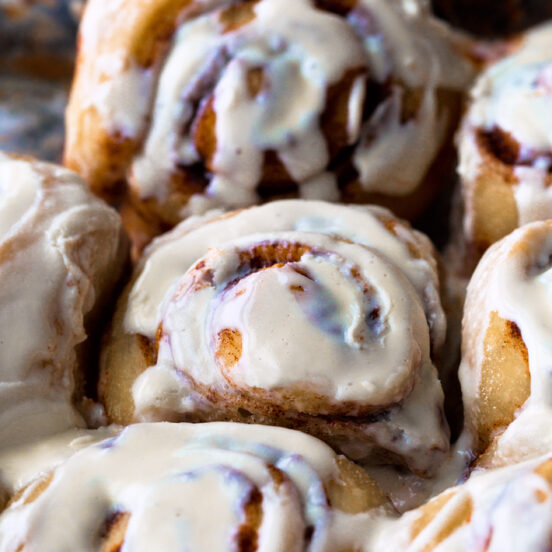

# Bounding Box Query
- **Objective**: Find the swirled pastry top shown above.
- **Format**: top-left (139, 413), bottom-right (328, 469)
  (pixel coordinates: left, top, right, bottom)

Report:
top-left (67, 0), bottom-right (473, 212)
top-left (0, 152), bottom-right (126, 448)
top-left (0, 422), bottom-right (391, 551)
top-left (377, 453), bottom-right (552, 551)
top-left (126, 199), bottom-right (445, 407)
top-left (460, 220), bottom-right (552, 464)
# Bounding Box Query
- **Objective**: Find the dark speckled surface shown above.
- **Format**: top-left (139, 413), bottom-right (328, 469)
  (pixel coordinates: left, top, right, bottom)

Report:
top-left (0, 0), bottom-right (81, 162)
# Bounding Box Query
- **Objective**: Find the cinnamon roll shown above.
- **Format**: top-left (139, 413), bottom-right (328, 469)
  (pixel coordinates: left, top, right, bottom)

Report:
top-left (100, 200), bottom-right (449, 476)
top-left (0, 152), bottom-right (128, 450)
top-left (0, 422), bottom-right (392, 551)
top-left (458, 23), bottom-right (552, 260)
top-left (460, 220), bottom-right (552, 468)
top-left (378, 452), bottom-right (552, 551)
top-left (65, 0), bottom-right (473, 250)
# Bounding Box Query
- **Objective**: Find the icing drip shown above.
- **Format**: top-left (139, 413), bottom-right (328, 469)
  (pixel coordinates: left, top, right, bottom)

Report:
top-left (0, 426), bottom-right (118, 497)
top-left (0, 422), bottom-right (390, 552)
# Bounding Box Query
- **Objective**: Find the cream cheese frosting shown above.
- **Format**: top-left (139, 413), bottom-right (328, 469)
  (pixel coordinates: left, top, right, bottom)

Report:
top-left (75, 0), bottom-right (473, 213)
top-left (0, 152), bottom-right (126, 450)
top-left (0, 422), bottom-right (392, 552)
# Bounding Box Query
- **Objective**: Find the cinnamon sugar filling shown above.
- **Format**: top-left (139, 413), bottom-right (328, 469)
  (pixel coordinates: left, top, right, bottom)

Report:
top-left (478, 126), bottom-right (552, 172)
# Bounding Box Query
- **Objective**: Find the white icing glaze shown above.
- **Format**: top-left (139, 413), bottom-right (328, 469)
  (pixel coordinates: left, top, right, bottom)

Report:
top-left (79, 0), bottom-right (473, 211)
top-left (0, 426), bottom-right (118, 496)
top-left (459, 23), bottom-right (552, 237)
top-left (122, 200), bottom-right (448, 474)
top-left (0, 159), bottom-right (39, 240)
top-left (378, 453), bottom-right (552, 551)
top-left (0, 422), bottom-right (390, 552)
top-left (460, 221), bottom-right (552, 464)
top-left (0, 152), bottom-right (125, 450)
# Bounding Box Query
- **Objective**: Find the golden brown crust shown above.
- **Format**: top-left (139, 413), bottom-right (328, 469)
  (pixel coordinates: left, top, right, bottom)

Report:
top-left (474, 311), bottom-right (530, 453)
top-left (99, 285), bottom-right (148, 425)
top-left (65, 0), bottom-right (197, 198)
top-left (467, 129), bottom-right (522, 257)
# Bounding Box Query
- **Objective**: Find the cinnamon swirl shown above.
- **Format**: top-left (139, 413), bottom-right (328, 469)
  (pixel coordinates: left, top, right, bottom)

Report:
top-left (65, 0), bottom-right (474, 250)
top-left (100, 199), bottom-right (449, 476)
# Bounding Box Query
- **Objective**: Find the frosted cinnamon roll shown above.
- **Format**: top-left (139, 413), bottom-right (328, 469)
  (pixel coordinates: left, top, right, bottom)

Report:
top-left (377, 452), bottom-right (552, 551)
top-left (100, 200), bottom-right (449, 476)
top-left (458, 23), bottom-right (552, 259)
top-left (0, 422), bottom-right (392, 550)
top-left (65, 0), bottom-right (473, 249)
top-left (459, 220), bottom-right (552, 468)
top-left (0, 152), bottom-right (128, 450)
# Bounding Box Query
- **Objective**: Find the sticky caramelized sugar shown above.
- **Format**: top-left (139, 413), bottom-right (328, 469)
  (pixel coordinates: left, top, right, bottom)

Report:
top-left (238, 241), bottom-right (313, 271)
